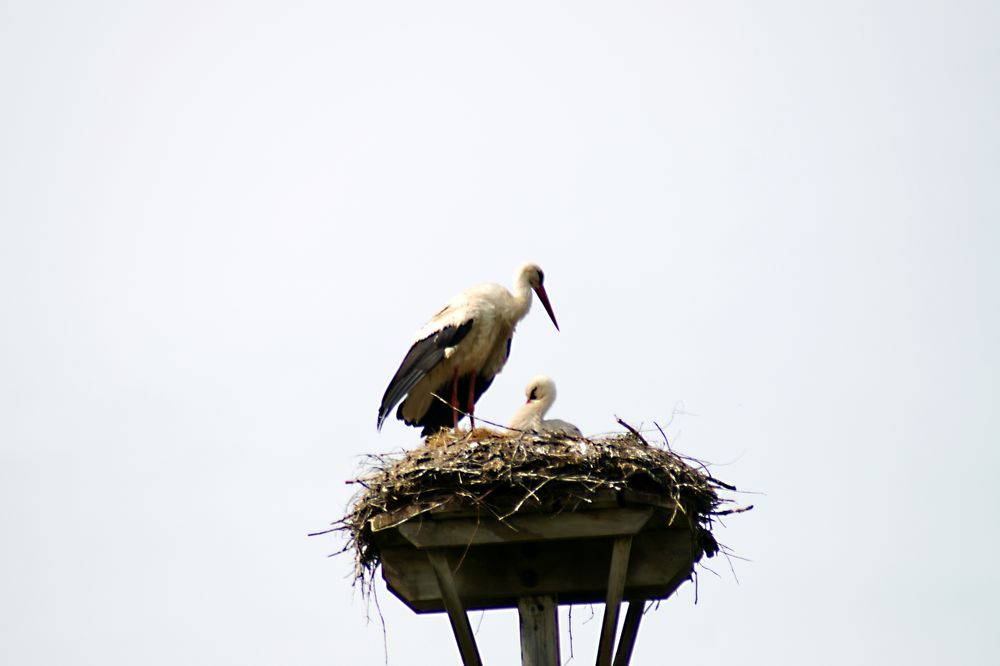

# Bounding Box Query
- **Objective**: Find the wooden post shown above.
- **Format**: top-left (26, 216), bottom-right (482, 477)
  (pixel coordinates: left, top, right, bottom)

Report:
top-left (426, 550), bottom-right (483, 666)
top-left (612, 600), bottom-right (645, 666)
top-left (595, 536), bottom-right (633, 666)
top-left (518, 595), bottom-right (559, 666)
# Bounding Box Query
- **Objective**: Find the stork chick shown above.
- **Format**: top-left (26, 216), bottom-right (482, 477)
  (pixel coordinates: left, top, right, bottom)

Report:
top-left (508, 375), bottom-right (582, 437)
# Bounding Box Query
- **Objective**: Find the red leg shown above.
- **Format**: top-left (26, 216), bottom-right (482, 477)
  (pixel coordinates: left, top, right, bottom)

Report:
top-left (450, 367), bottom-right (460, 429)
top-left (466, 374), bottom-right (476, 430)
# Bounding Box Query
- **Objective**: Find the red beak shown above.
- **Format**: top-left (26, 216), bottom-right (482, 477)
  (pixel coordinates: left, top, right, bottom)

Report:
top-left (534, 285), bottom-right (559, 331)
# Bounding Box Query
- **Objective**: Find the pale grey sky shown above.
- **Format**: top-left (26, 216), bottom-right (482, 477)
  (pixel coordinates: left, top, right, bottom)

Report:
top-left (2, 2), bottom-right (998, 664)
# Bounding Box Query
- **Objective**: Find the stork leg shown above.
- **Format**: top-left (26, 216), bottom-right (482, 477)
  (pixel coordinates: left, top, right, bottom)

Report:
top-left (450, 367), bottom-right (460, 429)
top-left (466, 374), bottom-right (476, 431)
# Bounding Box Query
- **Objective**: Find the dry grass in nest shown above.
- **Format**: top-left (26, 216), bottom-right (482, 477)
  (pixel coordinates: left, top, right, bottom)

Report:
top-left (322, 426), bottom-right (747, 593)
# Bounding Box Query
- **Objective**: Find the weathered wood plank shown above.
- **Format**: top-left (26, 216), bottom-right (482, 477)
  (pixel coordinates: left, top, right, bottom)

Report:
top-left (397, 508), bottom-right (655, 548)
top-left (379, 528), bottom-right (697, 612)
top-left (426, 550), bottom-right (482, 666)
top-left (596, 536), bottom-right (633, 666)
top-left (518, 595), bottom-right (560, 666)
top-left (612, 600), bottom-right (645, 666)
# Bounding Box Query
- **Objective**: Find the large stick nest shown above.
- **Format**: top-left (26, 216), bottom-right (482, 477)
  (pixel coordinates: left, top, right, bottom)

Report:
top-left (332, 427), bottom-right (745, 591)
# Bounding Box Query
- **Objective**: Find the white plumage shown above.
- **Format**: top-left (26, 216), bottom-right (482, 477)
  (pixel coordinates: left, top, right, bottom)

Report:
top-left (378, 263), bottom-right (559, 436)
top-left (508, 375), bottom-right (582, 437)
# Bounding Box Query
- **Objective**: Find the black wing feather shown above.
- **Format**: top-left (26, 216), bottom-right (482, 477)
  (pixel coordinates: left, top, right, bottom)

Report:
top-left (377, 319), bottom-right (474, 430)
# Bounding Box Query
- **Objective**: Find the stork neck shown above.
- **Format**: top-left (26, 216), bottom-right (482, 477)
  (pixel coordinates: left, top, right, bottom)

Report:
top-left (510, 281), bottom-right (533, 322)
top-left (537, 395), bottom-right (555, 418)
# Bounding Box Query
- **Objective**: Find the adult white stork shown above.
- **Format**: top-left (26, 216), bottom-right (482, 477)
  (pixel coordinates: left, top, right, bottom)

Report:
top-left (508, 375), bottom-right (582, 437)
top-left (377, 262), bottom-right (559, 436)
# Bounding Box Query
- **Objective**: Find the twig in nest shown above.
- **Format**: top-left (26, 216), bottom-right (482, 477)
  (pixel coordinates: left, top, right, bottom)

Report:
top-left (428, 392), bottom-right (520, 433)
top-left (499, 477), bottom-right (552, 521)
top-left (708, 476), bottom-right (738, 492)
top-left (615, 416), bottom-right (649, 446)
top-left (653, 421), bottom-right (673, 453)
top-left (453, 511), bottom-right (481, 572)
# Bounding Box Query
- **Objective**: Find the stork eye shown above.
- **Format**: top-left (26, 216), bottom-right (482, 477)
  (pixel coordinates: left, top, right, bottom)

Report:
top-left (536, 269), bottom-right (545, 284)
top-left (529, 388), bottom-right (538, 400)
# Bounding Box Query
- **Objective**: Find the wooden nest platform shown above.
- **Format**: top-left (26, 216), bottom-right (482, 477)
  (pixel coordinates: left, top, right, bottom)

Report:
top-left (325, 427), bottom-right (747, 665)
top-left (338, 428), bottom-right (739, 607)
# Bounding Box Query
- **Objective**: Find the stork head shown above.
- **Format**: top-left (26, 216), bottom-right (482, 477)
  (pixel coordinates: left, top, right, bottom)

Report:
top-left (524, 375), bottom-right (558, 412)
top-left (516, 262), bottom-right (559, 330)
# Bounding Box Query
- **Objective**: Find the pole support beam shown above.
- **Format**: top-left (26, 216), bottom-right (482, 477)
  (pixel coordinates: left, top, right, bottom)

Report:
top-left (427, 550), bottom-right (483, 666)
top-left (596, 536), bottom-right (633, 666)
top-left (612, 600), bottom-right (645, 666)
